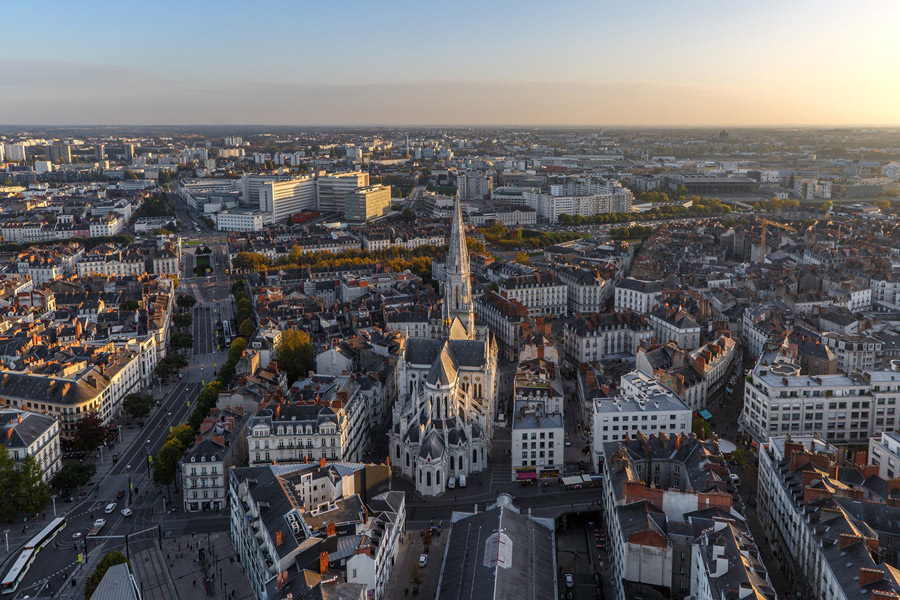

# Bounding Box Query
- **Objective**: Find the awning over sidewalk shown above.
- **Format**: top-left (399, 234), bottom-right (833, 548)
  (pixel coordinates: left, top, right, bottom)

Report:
top-left (699, 409), bottom-right (713, 420)
top-left (561, 476), bottom-right (582, 487)
top-left (516, 470), bottom-right (537, 480)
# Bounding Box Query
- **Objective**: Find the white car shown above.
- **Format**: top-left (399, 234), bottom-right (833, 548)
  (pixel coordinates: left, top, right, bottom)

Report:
top-left (121, 508), bottom-right (134, 517)
top-left (104, 502), bottom-right (117, 514)
top-left (93, 518), bottom-right (106, 528)
top-left (565, 573), bottom-right (574, 588)
top-left (418, 554), bottom-right (428, 568)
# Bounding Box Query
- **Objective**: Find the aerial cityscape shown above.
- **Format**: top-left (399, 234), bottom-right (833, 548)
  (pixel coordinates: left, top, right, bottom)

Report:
top-left (2, 2), bottom-right (900, 600)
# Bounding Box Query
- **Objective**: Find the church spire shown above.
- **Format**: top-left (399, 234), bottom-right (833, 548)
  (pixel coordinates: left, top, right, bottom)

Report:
top-left (443, 195), bottom-right (474, 338)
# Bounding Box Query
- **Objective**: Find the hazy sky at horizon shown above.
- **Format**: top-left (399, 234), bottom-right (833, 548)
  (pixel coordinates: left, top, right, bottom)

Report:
top-left (2, 0), bottom-right (899, 126)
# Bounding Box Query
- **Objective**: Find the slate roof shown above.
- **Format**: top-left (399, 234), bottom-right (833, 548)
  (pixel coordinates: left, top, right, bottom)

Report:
top-left (0, 408), bottom-right (56, 449)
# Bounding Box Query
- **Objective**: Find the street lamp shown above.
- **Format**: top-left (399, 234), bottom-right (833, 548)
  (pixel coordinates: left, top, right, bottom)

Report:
top-left (51, 495), bottom-right (57, 517)
top-left (3, 529), bottom-right (9, 553)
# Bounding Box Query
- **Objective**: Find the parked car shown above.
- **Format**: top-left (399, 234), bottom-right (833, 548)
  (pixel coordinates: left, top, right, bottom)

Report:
top-left (448, 477), bottom-right (456, 489)
top-left (459, 474), bottom-right (467, 487)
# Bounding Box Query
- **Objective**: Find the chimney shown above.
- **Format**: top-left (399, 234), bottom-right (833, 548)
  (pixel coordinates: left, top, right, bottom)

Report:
top-left (327, 522), bottom-right (336, 537)
top-left (320, 457), bottom-right (327, 468)
top-left (854, 450), bottom-right (867, 466)
top-left (17, 414), bottom-right (22, 424)
top-left (860, 567), bottom-right (885, 587)
top-left (319, 551), bottom-right (329, 575)
top-left (275, 530), bottom-right (283, 546)
top-left (276, 571), bottom-right (283, 591)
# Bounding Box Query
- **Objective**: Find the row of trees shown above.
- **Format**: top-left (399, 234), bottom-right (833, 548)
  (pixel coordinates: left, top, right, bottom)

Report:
top-left (557, 197), bottom-right (733, 226)
top-left (609, 225), bottom-right (654, 241)
top-left (479, 222), bottom-right (586, 250)
top-left (0, 447), bottom-right (49, 520)
top-left (85, 551), bottom-right (128, 600)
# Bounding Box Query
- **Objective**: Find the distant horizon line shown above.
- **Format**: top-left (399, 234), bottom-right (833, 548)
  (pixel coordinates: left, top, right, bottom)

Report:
top-left (2, 123), bottom-right (900, 130)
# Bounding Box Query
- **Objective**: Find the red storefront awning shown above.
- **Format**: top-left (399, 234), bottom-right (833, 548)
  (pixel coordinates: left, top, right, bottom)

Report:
top-left (516, 471), bottom-right (538, 480)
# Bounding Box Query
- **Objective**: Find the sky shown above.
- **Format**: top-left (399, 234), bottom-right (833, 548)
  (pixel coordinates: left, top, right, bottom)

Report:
top-left (2, 0), bottom-right (899, 126)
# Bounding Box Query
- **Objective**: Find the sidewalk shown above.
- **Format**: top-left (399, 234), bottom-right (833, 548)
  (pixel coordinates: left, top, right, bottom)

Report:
top-left (160, 531), bottom-right (253, 600)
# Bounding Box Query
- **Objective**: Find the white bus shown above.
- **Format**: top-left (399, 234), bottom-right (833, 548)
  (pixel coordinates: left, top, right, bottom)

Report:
top-left (2, 517), bottom-right (66, 594)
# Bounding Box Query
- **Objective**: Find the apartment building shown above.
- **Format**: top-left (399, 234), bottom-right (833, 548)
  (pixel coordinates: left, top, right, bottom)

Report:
top-left (614, 278), bottom-right (663, 313)
top-left (214, 209), bottom-right (266, 232)
top-left (591, 371), bottom-right (691, 470)
top-left (740, 352), bottom-right (900, 444)
top-left (473, 291), bottom-right (528, 361)
top-left (498, 272), bottom-right (567, 318)
top-left (757, 436), bottom-right (900, 600)
top-left (180, 407), bottom-right (248, 512)
top-left (564, 311), bottom-right (653, 366)
top-left (551, 263), bottom-right (614, 314)
top-left (76, 250), bottom-right (144, 277)
top-left (868, 430), bottom-right (900, 480)
top-left (648, 306), bottom-right (702, 350)
top-left (511, 401), bottom-right (564, 481)
top-left (456, 172), bottom-right (492, 201)
top-left (0, 408), bottom-right (62, 482)
top-left (228, 462), bottom-right (402, 600)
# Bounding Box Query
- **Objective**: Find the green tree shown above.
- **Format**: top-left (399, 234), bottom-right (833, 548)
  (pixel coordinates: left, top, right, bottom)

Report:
top-left (173, 313), bottom-right (192, 328)
top-left (275, 329), bottom-right (315, 384)
top-left (152, 438), bottom-right (185, 491)
top-left (239, 318), bottom-right (255, 338)
top-left (400, 208), bottom-right (416, 223)
top-left (170, 332), bottom-right (194, 351)
top-left (49, 462), bottom-right (96, 496)
top-left (166, 423), bottom-right (195, 448)
top-left (16, 455), bottom-right (49, 512)
top-left (176, 294), bottom-right (197, 310)
top-left (73, 412), bottom-right (106, 453)
top-left (692, 416), bottom-right (711, 440)
top-left (123, 393), bottom-right (154, 420)
top-left (0, 446), bottom-right (17, 520)
top-left (120, 299), bottom-right (140, 311)
top-left (84, 552), bottom-right (128, 600)
top-left (155, 355), bottom-right (187, 379)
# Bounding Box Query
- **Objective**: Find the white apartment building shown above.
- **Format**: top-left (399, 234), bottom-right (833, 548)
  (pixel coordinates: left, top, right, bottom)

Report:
top-left (3, 143), bottom-right (27, 161)
top-left (869, 430), bottom-right (900, 480)
top-left (89, 213), bottom-right (125, 237)
top-left (563, 311), bottom-right (653, 366)
top-left (591, 371), bottom-right (691, 470)
top-left (740, 352), bottom-right (900, 444)
top-left (614, 278), bottom-right (664, 313)
top-left (552, 263), bottom-right (614, 314)
top-left (523, 185), bottom-right (632, 222)
top-left (180, 408), bottom-right (248, 512)
top-left (648, 307), bottom-right (702, 350)
top-left (0, 408), bottom-right (62, 482)
top-left (473, 291), bottom-right (528, 362)
top-left (76, 251), bottom-right (144, 277)
top-left (498, 272), bottom-right (567, 317)
top-left (246, 381), bottom-right (368, 466)
top-left (871, 273), bottom-right (900, 306)
top-left (821, 332), bottom-right (882, 374)
top-left (456, 172), bottom-right (493, 201)
top-left (215, 209), bottom-right (266, 232)
top-left (511, 402), bottom-right (564, 481)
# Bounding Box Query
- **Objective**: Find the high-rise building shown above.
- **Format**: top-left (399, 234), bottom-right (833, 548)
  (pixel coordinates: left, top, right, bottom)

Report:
top-left (96, 143), bottom-right (105, 160)
top-left (317, 172), bottom-right (369, 212)
top-left (457, 172), bottom-right (492, 201)
top-left (258, 175), bottom-right (317, 223)
top-left (3, 143), bottom-right (26, 162)
top-left (344, 184), bottom-right (392, 223)
top-left (47, 143), bottom-right (71, 164)
top-left (124, 143), bottom-right (134, 161)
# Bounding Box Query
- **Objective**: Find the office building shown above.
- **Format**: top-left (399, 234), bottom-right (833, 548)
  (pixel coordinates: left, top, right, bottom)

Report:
top-left (317, 172), bottom-right (369, 212)
top-left (345, 184), bottom-right (392, 223)
top-left (259, 176), bottom-right (317, 223)
top-left (2, 143), bottom-right (26, 162)
top-left (48, 142), bottom-right (73, 164)
top-left (456, 172), bottom-right (493, 201)
top-left (214, 209), bottom-right (266, 232)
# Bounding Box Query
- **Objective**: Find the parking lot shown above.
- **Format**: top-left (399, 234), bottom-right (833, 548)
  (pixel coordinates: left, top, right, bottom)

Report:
top-left (557, 510), bottom-right (611, 600)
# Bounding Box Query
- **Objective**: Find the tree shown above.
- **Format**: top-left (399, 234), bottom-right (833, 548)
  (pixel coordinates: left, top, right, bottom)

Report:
top-left (692, 415), bottom-right (711, 440)
top-left (239, 318), bottom-right (255, 338)
top-left (176, 294), bottom-right (197, 310)
top-left (123, 393), bottom-right (154, 420)
top-left (873, 199), bottom-right (892, 211)
top-left (166, 424), bottom-right (195, 448)
top-left (153, 438), bottom-right (185, 492)
top-left (173, 313), bottom-right (192, 328)
top-left (514, 251), bottom-right (530, 265)
top-left (84, 552), bottom-right (128, 600)
top-left (50, 462), bottom-right (96, 495)
top-left (410, 563), bottom-right (423, 595)
top-left (400, 208), bottom-right (416, 223)
top-left (16, 455), bottom-right (49, 512)
top-left (232, 252), bottom-right (271, 273)
top-left (170, 332), bottom-right (194, 351)
top-left (120, 299), bottom-right (140, 311)
top-left (73, 412), bottom-right (106, 453)
top-left (274, 329), bottom-right (315, 384)
top-left (155, 355), bottom-right (187, 379)
top-left (0, 447), bottom-right (17, 520)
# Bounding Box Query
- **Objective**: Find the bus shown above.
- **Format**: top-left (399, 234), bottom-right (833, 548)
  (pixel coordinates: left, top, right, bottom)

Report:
top-left (1, 518), bottom-right (65, 594)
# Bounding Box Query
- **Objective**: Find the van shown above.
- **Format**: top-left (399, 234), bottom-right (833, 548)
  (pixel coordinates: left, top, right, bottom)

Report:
top-left (448, 477), bottom-right (456, 489)
top-left (459, 474), bottom-right (467, 488)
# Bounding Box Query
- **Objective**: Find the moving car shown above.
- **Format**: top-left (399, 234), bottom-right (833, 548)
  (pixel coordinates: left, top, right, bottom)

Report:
top-left (104, 502), bottom-right (117, 514)
top-left (116, 490), bottom-right (125, 499)
top-left (418, 554), bottom-right (428, 567)
top-left (121, 508), bottom-right (133, 517)
top-left (565, 573), bottom-right (574, 588)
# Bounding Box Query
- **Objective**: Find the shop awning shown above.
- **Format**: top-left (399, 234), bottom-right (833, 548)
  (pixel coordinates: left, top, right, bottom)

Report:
top-left (561, 476), bottom-right (582, 486)
top-left (699, 410), bottom-right (713, 420)
top-left (516, 471), bottom-right (537, 480)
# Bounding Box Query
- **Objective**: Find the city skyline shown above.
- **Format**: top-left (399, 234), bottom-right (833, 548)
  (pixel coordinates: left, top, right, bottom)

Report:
top-left (3, 0), bottom-right (899, 126)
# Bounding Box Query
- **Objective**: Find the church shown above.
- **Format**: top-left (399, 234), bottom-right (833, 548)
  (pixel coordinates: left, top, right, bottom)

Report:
top-left (389, 196), bottom-right (499, 496)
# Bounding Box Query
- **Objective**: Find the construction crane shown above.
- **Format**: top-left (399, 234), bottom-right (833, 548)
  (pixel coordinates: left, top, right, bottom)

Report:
top-left (759, 218), bottom-right (797, 264)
